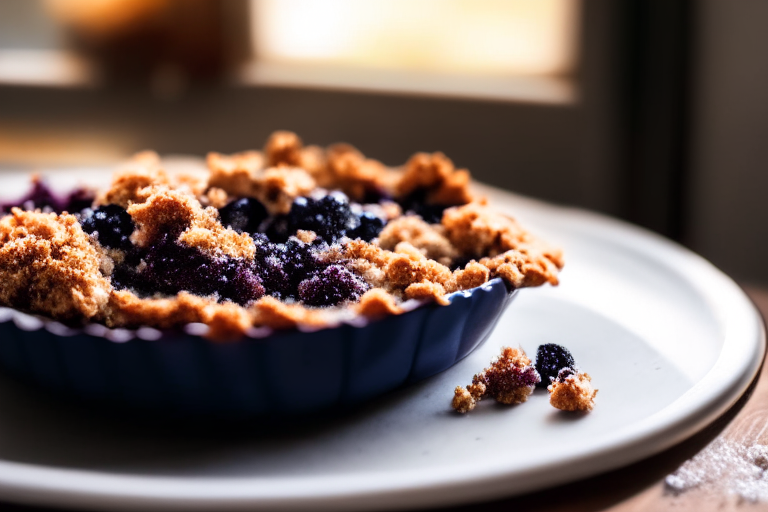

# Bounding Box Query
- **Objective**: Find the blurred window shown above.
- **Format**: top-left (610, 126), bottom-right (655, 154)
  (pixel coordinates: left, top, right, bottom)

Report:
top-left (246, 0), bottom-right (580, 103)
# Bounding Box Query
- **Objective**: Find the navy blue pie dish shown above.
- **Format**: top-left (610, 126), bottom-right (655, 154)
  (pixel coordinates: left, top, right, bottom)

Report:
top-left (0, 278), bottom-right (515, 418)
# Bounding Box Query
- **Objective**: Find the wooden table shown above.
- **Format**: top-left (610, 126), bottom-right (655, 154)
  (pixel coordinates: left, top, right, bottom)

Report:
top-left (2, 287), bottom-right (766, 512)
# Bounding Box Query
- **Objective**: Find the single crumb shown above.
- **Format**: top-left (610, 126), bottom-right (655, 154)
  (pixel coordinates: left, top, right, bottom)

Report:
top-left (451, 346), bottom-right (540, 413)
top-left (548, 369), bottom-right (597, 412)
top-left (452, 386), bottom-right (476, 414)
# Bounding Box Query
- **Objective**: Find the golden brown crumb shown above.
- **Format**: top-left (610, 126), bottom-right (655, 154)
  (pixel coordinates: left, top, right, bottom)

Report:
top-left (207, 150), bottom-right (316, 214)
top-left (322, 143), bottom-right (390, 201)
top-left (442, 202), bottom-right (563, 287)
top-left (260, 167), bottom-right (317, 214)
top-left (204, 187), bottom-right (229, 209)
top-left (453, 261), bottom-right (490, 291)
top-left (404, 281), bottom-right (449, 305)
top-left (295, 230), bottom-right (317, 244)
top-left (99, 151), bottom-right (169, 207)
top-left (346, 238), bottom-right (501, 299)
top-left (548, 372), bottom-right (598, 412)
top-left (127, 187), bottom-right (255, 259)
top-left (395, 152), bottom-right (473, 205)
top-left (249, 296), bottom-right (330, 330)
top-left (206, 150), bottom-right (264, 196)
top-left (205, 302), bottom-right (254, 342)
top-left (354, 288), bottom-right (404, 317)
top-left (127, 188), bottom-right (197, 246)
top-left (452, 346), bottom-right (540, 413)
top-left (452, 386), bottom-right (476, 414)
top-left (107, 290), bottom-right (212, 329)
top-left (0, 209), bottom-right (111, 321)
top-left (378, 216), bottom-right (459, 266)
top-left (265, 130), bottom-right (304, 168)
top-left (451, 381), bottom-right (486, 414)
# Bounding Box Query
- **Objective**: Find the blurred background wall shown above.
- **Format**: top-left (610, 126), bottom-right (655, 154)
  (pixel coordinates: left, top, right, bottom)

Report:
top-left (0, 0), bottom-right (765, 286)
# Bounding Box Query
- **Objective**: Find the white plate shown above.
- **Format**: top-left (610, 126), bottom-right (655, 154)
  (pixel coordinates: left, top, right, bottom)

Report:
top-left (0, 173), bottom-right (763, 511)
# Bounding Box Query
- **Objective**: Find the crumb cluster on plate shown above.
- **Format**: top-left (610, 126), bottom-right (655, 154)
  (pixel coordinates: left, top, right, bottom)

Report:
top-left (0, 131), bottom-right (563, 341)
top-left (452, 343), bottom-right (597, 414)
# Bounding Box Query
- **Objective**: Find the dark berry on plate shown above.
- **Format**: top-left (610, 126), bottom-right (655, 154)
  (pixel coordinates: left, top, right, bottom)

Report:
top-left (347, 211), bottom-right (385, 241)
top-left (219, 197), bottom-right (268, 234)
top-left (80, 204), bottom-right (135, 250)
top-left (298, 264), bottom-right (370, 306)
top-left (286, 193), bottom-right (359, 242)
top-left (534, 343), bottom-right (576, 388)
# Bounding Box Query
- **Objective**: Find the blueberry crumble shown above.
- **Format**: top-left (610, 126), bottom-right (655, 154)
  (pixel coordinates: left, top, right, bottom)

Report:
top-left (0, 131), bottom-right (563, 340)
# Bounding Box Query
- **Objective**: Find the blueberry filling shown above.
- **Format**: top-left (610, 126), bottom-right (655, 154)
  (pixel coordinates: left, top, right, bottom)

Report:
top-left (112, 229), bottom-right (365, 307)
top-left (398, 189), bottom-right (453, 224)
top-left (219, 197), bottom-right (269, 234)
top-left (80, 205), bottom-right (135, 250)
top-left (347, 211), bottom-right (385, 242)
top-left (111, 232), bottom-right (265, 305)
top-left (260, 193), bottom-right (386, 243)
top-left (3, 186), bottom-right (389, 307)
top-left (0, 179), bottom-right (95, 215)
top-left (534, 343), bottom-right (576, 388)
top-left (298, 264), bottom-right (370, 306)
top-left (286, 193), bottom-right (359, 243)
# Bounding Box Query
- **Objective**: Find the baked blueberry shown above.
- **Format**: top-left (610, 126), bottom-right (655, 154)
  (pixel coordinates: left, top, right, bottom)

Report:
top-left (219, 198), bottom-right (268, 234)
top-left (347, 211), bottom-right (385, 241)
top-left (1, 179), bottom-right (63, 214)
top-left (80, 205), bottom-right (135, 250)
top-left (534, 343), bottom-right (576, 388)
top-left (286, 193), bottom-right (359, 242)
top-left (399, 190), bottom-right (450, 224)
top-left (64, 188), bottom-right (96, 214)
top-left (298, 264), bottom-right (370, 306)
top-left (112, 233), bottom-right (265, 305)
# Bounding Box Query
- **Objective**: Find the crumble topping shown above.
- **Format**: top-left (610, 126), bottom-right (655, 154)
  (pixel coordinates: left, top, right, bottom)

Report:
top-left (0, 209), bottom-right (111, 321)
top-left (396, 151), bottom-right (473, 206)
top-left (548, 370), bottom-right (598, 412)
top-left (0, 131), bottom-right (563, 341)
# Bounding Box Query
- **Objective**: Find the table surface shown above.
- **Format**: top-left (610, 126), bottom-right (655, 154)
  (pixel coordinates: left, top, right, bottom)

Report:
top-left (1, 286), bottom-right (767, 512)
